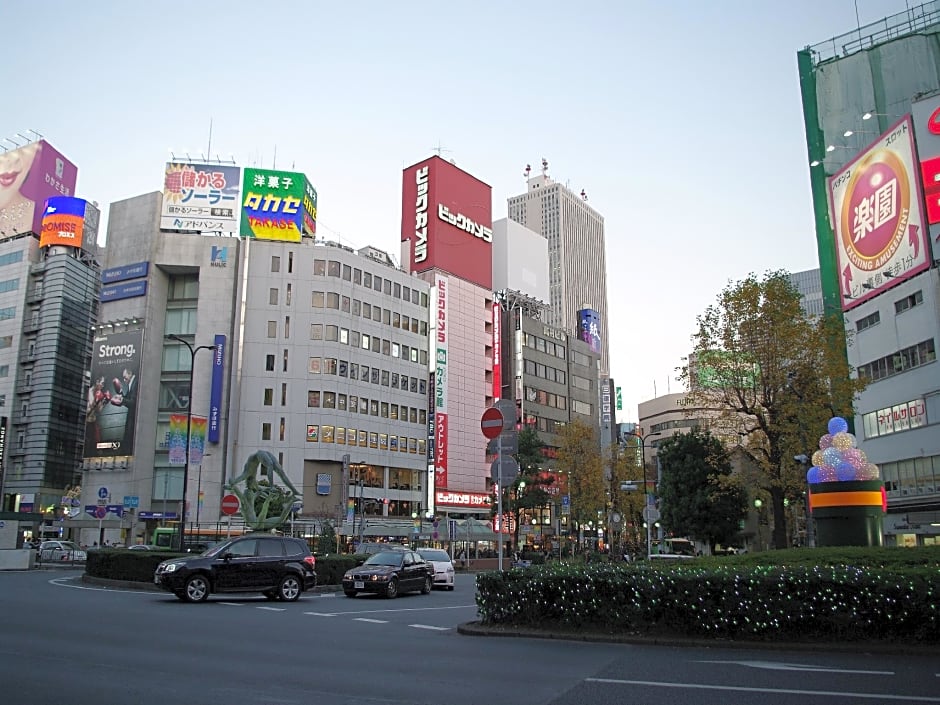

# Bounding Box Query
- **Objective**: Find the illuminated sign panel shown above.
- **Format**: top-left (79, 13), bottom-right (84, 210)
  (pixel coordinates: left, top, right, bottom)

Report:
top-left (40, 196), bottom-right (87, 248)
top-left (240, 168), bottom-right (316, 242)
top-left (827, 116), bottom-right (929, 310)
top-left (400, 155), bottom-right (493, 288)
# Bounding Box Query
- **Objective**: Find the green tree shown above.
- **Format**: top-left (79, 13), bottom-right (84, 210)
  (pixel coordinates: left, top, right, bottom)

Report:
top-left (318, 521), bottom-right (337, 553)
top-left (609, 437), bottom-right (647, 555)
top-left (556, 419), bottom-right (604, 539)
top-left (510, 427), bottom-right (553, 548)
top-left (657, 428), bottom-right (748, 550)
top-left (682, 270), bottom-right (866, 548)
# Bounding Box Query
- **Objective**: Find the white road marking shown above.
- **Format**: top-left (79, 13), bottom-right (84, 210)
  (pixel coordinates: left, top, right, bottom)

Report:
top-left (304, 612), bottom-right (337, 617)
top-left (586, 678), bottom-right (940, 702)
top-left (256, 606), bottom-right (285, 612)
top-left (219, 602), bottom-right (243, 606)
top-left (354, 618), bottom-right (388, 624)
top-left (697, 659), bottom-right (893, 675)
top-left (321, 604), bottom-right (476, 616)
top-left (409, 624), bottom-right (450, 631)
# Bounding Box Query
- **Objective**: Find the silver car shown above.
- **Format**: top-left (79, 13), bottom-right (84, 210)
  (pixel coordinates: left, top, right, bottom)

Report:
top-left (417, 548), bottom-right (456, 590)
top-left (38, 540), bottom-right (87, 562)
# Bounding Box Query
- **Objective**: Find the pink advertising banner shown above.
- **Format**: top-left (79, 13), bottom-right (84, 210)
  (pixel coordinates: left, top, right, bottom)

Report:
top-left (0, 140), bottom-right (77, 240)
top-left (827, 116), bottom-right (929, 311)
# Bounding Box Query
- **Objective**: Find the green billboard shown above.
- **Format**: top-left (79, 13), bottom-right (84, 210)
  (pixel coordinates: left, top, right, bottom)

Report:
top-left (240, 168), bottom-right (316, 242)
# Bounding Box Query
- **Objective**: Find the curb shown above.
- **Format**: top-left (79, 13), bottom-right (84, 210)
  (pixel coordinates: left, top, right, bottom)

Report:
top-left (456, 620), bottom-right (940, 655)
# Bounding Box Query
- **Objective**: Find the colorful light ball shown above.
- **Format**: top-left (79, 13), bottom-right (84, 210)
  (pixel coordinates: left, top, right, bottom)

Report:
top-left (812, 450), bottom-right (825, 467)
top-left (818, 434), bottom-right (833, 450)
top-left (822, 447), bottom-right (843, 468)
top-left (832, 432), bottom-right (856, 451)
top-left (842, 447), bottom-right (865, 469)
top-left (818, 465), bottom-right (838, 482)
top-left (861, 463), bottom-right (881, 480)
top-left (828, 416), bottom-right (849, 435)
top-left (806, 466), bottom-right (821, 484)
top-left (835, 461), bottom-right (858, 481)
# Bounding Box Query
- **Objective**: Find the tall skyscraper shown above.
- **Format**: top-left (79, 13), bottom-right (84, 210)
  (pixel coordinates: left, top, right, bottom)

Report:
top-left (507, 160), bottom-right (610, 376)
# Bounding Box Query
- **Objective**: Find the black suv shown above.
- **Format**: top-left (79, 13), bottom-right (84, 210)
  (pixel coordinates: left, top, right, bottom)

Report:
top-left (154, 534), bottom-right (317, 603)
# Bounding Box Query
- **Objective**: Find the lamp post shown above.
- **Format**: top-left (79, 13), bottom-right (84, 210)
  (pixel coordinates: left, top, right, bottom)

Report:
top-left (754, 498), bottom-right (764, 551)
top-left (631, 431), bottom-right (661, 557)
top-left (166, 334), bottom-right (214, 552)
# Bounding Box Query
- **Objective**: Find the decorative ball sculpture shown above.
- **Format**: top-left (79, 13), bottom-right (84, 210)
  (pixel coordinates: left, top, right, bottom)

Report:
top-left (806, 416), bottom-right (880, 484)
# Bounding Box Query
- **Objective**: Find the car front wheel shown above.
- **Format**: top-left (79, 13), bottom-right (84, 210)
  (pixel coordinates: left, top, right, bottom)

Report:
top-left (421, 576), bottom-right (432, 594)
top-left (278, 574), bottom-right (302, 602)
top-left (384, 578), bottom-right (399, 599)
top-left (183, 575), bottom-right (210, 603)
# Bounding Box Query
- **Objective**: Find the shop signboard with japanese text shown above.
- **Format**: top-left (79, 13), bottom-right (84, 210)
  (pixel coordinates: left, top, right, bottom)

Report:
top-left (400, 155), bottom-right (493, 289)
top-left (0, 140), bottom-right (77, 240)
top-left (161, 162), bottom-right (240, 232)
top-left (434, 274), bottom-right (449, 490)
top-left (240, 168), bottom-right (316, 242)
top-left (827, 116), bottom-right (929, 310)
top-left (83, 330), bottom-right (143, 460)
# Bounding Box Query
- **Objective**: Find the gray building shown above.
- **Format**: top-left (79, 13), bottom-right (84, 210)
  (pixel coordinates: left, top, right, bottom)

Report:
top-left (507, 161), bottom-right (611, 377)
top-left (71, 191), bottom-right (431, 545)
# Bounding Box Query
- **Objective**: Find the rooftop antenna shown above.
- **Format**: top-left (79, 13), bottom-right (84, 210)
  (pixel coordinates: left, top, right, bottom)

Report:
top-left (541, 157), bottom-right (549, 176)
top-left (28, 129), bottom-right (43, 140)
top-left (273, 144), bottom-right (277, 169)
top-left (206, 117), bottom-right (213, 161)
top-left (580, 189), bottom-right (588, 201)
top-left (524, 163), bottom-right (531, 178)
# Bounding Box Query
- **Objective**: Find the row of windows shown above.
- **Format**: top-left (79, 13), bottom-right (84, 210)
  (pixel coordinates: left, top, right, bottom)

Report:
top-left (857, 339), bottom-right (936, 382)
top-left (524, 332), bottom-right (567, 359)
top-left (856, 311), bottom-right (880, 332)
top-left (304, 425), bottom-right (426, 455)
top-left (881, 453), bottom-right (940, 495)
top-left (0, 306), bottom-right (15, 320)
top-left (308, 258), bottom-right (429, 308)
top-left (0, 251), bottom-right (23, 267)
top-left (303, 293), bottom-right (427, 337)
top-left (855, 290), bottom-right (925, 334)
top-left (524, 385), bottom-right (568, 410)
top-left (306, 391), bottom-right (427, 424)
top-left (0, 278), bottom-right (19, 294)
top-left (306, 360), bottom-right (427, 394)
top-left (350, 466), bottom-right (420, 491)
top-left (308, 327), bottom-right (426, 365)
top-left (861, 398), bottom-right (927, 439)
top-left (523, 359), bottom-right (567, 385)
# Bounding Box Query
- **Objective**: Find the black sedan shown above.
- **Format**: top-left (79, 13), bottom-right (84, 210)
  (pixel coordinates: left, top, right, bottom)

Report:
top-left (342, 550), bottom-right (433, 598)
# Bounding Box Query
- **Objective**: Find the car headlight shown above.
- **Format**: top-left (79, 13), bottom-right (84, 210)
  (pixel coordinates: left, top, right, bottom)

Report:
top-left (162, 563), bottom-right (182, 573)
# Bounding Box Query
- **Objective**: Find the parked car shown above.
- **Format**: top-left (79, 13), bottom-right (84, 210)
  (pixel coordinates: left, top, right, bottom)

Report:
top-left (342, 549), bottom-right (433, 598)
top-left (38, 540), bottom-right (87, 562)
top-left (127, 544), bottom-right (155, 551)
top-left (154, 534), bottom-right (316, 603)
top-left (354, 541), bottom-right (405, 555)
top-left (416, 548), bottom-right (455, 590)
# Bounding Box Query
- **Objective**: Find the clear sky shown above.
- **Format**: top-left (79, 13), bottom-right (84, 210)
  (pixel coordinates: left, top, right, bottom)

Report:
top-left (1, 0), bottom-right (917, 421)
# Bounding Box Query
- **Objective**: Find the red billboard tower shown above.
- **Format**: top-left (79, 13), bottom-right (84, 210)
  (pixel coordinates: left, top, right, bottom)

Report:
top-left (400, 155), bottom-right (493, 289)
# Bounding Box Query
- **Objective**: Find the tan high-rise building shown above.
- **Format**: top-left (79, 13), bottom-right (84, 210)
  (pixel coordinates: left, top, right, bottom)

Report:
top-left (507, 163), bottom-right (610, 376)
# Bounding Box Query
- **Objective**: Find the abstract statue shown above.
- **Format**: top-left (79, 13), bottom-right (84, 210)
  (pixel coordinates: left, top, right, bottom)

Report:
top-left (225, 450), bottom-right (301, 530)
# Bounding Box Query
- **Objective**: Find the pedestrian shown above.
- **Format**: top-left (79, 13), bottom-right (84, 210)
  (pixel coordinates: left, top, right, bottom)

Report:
top-left (459, 549), bottom-right (467, 570)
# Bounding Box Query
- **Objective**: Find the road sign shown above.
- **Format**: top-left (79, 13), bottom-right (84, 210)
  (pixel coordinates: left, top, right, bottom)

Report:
top-left (494, 399), bottom-right (516, 430)
top-left (481, 407), bottom-right (503, 439)
top-left (643, 506), bottom-right (661, 523)
top-left (620, 482), bottom-right (639, 491)
top-left (220, 494), bottom-right (240, 516)
top-left (123, 496), bottom-right (139, 509)
top-left (94, 506), bottom-right (107, 519)
top-left (490, 457), bottom-right (519, 483)
top-left (97, 487), bottom-right (109, 499)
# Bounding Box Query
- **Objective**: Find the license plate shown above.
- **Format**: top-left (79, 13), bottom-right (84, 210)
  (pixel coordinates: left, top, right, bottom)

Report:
top-left (354, 581), bottom-right (364, 589)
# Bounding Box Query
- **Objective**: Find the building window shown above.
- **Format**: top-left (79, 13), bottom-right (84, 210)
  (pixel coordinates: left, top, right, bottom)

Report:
top-left (858, 339), bottom-right (936, 382)
top-left (327, 292), bottom-right (340, 309)
top-left (308, 390), bottom-right (320, 407)
top-left (339, 328), bottom-right (349, 345)
top-left (313, 259), bottom-right (326, 276)
top-left (310, 324), bottom-right (323, 340)
top-left (288, 251), bottom-right (293, 273)
top-left (269, 288), bottom-right (278, 305)
top-left (361, 334), bottom-right (370, 350)
top-left (267, 321), bottom-right (277, 338)
top-left (895, 290), bottom-right (924, 314)
top-left (342, 264), bottom-right (352, 281)
top-left (262, 422), bottom-right (272, 441)
top-left (328, 261), bottom-right (341, 277)
top-left (286, 283), bottom-right (292, 306)
top-left (0, 278), bottom-right (21, 294)
top-left (855, 311), bottom-right (881, 333)
top-left (263, 388), bottom-right (274, 405)
top-left (324, 392), bottom-right (336, 409)
top-left (281, 383), bottom-right (287, 406)
top-left (326, 325), bottom-right (338, 342)
top-left (0, 307), bottom-right (15, 320)
top-left (271, 256), bottom-right (280, 272)
top-left (363, 272), bottom-right (372, 288)
top-left (338, 394), bottom-right (347, 411)
top-left (354, 268), bottom-right (362, 285)
top-left (312, 291), bottom-right (325, 308)
top-left (284, 316), bottom-right (290, 338)
top-left (265, 355), bottom-right (275, 371)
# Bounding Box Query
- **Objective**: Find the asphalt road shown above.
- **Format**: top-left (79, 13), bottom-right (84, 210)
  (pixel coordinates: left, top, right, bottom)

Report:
top-left (2, 568), bottom-right (939, 705)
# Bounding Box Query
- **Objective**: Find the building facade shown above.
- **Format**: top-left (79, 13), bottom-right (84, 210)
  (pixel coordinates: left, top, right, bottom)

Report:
top-left (799, 2), bottom-right (940, 545)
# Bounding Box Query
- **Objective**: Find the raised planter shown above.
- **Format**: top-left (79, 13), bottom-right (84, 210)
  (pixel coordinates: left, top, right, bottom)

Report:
top-left (809, 480), bottom-right (886, 547)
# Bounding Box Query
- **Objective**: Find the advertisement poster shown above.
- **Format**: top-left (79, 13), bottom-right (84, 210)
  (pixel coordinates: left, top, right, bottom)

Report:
top-left (161, 162), bottom-right (240, 232)
top-left (240, 168), bottom-right (316, 242)
top-left (434, 274), bottom-right (449, 488)
top-left (0, 140), bottom-right (77, 240)
top-left (827, 116), bottom-right (929, 310)
top-left (84, 330), bottom-right (143, 459)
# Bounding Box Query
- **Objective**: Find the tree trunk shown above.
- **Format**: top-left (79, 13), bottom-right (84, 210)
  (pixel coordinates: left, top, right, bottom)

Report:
top-left (771, 487), bottom-right (789, 549)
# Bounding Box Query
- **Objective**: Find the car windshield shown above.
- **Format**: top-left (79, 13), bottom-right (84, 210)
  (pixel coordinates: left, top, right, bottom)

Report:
top-left (202, 540), bottom-right (235, 557)
top-left (418, 549), bottom-right (451, 562)
top-left (364, 551), bottom-right (404, 567)
top-left (57, 542), bottom-right (81, 551)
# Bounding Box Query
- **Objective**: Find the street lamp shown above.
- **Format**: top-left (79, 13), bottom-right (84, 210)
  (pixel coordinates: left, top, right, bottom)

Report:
top-left (166, 334), bottom-right (215, 552)
top-left (630, 431), bottom-right (661, 557)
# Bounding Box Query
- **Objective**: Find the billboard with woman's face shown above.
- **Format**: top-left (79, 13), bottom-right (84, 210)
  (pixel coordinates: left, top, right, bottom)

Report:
top-left (0, 140), bottom-right (77, 240)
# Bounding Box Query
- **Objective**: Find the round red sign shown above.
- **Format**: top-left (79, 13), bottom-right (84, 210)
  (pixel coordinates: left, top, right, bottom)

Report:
top-left (480, 407), bottom-right (503, 439)
top-left (220, 494), bottom-right (240, 516)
